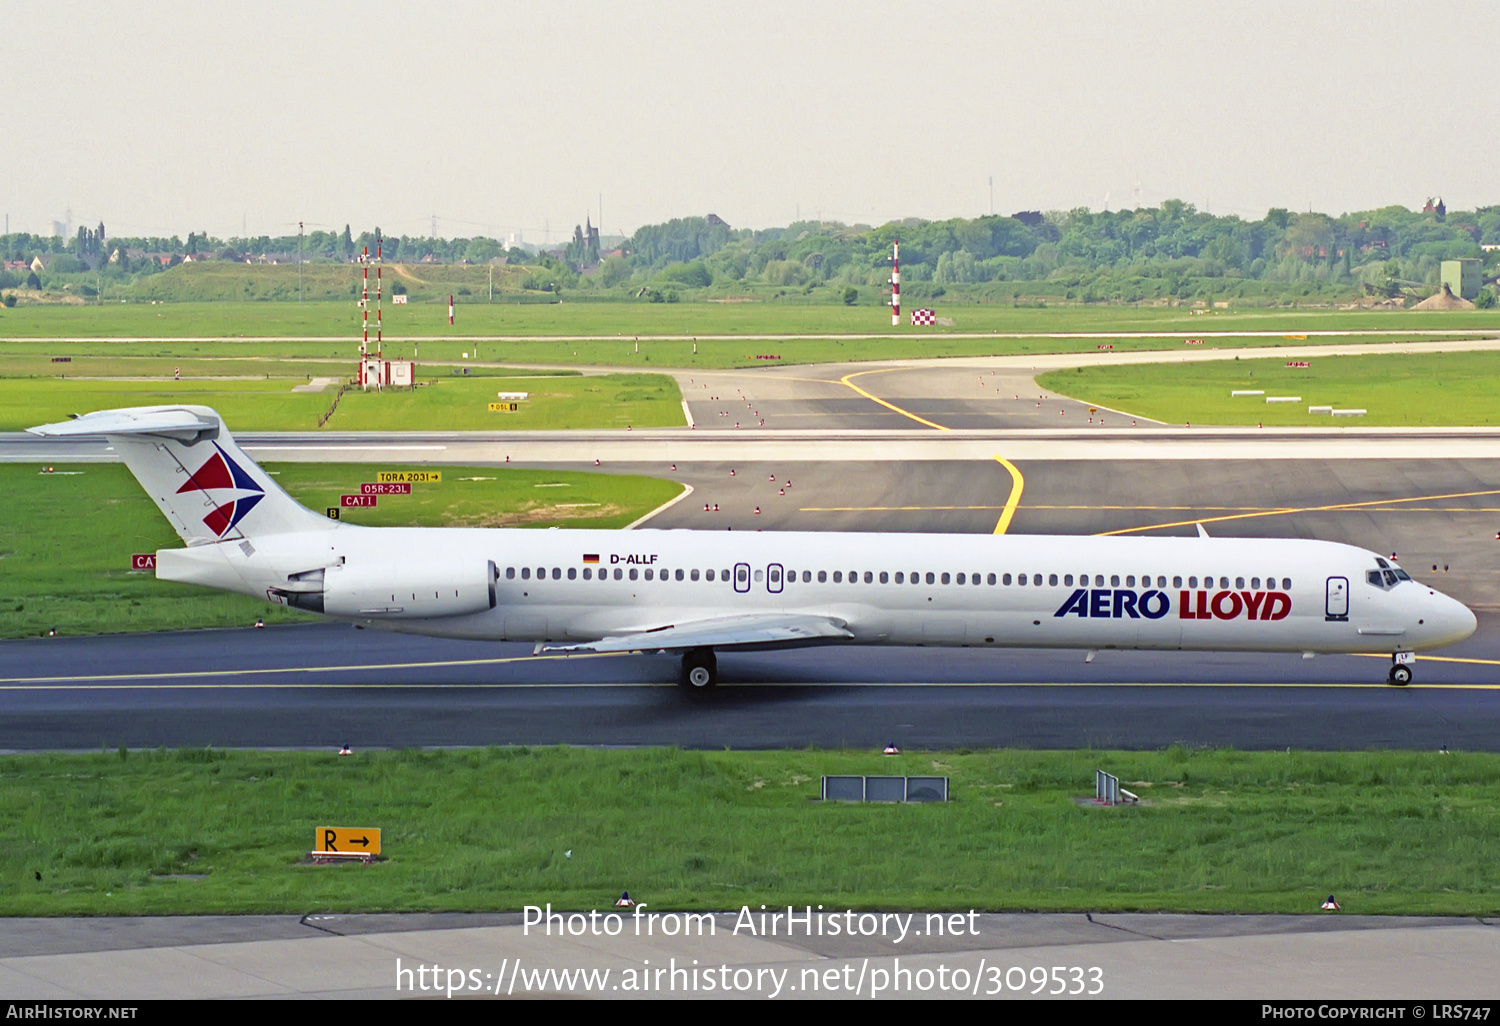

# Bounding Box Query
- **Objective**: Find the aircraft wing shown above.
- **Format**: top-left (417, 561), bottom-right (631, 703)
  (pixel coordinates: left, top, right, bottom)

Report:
top-left (540, 613), bottom-right (852, 654)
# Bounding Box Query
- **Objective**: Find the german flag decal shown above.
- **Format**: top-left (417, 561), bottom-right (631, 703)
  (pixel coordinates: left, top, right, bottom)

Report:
top-left (582, 554), bottom-right (600, 564)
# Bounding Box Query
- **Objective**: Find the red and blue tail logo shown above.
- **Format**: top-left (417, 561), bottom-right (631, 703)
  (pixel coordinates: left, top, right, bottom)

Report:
top-left (177, 444), bottom-right (265, 537)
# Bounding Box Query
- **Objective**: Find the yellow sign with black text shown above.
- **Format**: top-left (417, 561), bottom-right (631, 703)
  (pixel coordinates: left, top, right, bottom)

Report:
top-left (488, 402), bottom-right (518, 412)
top-left (315, 826), bottom-right (381, 856)
top-left (376, 471), bottom-right (440, 484)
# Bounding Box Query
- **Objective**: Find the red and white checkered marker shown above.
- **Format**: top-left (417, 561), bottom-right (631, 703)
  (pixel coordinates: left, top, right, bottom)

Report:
top-left (911, 308), bottom-right (936, 326)
top-left (1321, 895), bottom-right (1340, 910)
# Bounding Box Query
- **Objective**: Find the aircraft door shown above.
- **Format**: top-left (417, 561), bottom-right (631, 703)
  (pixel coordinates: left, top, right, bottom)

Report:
top-left (1325, 576), bottom-right (1349, 621)
top-left (767, 563), bottom-right (783, 594)
top-left (734, 562), bottom-right (751, 594)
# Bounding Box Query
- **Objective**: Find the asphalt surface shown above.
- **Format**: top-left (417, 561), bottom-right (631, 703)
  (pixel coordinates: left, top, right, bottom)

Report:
top-left (3, 616), bottom-right (1498, 751)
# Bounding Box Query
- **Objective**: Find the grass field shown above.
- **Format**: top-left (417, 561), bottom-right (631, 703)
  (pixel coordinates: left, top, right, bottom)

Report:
top-left (1, 746), bottom-right (1496, 916)
top-left (1038, 350), bottom-right (1500, 428)
top-left (1, 299), bottom-right (1496, 339)
top-left (0, 463), bottom-right (683, 638)
top-left (0, 372), bottom-right (683, 432)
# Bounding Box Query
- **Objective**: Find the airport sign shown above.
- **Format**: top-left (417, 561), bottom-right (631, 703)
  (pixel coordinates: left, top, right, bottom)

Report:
top-left (314, 826), bottom-right (381, 857)
top-left (341, 494), bottom-right (377, 507)
top-left (377, 471), bottom-right (441, 483)
top-left (130, 553), bottom-right (156, 570)
top-left (360, 482), bottom-right (412, 495)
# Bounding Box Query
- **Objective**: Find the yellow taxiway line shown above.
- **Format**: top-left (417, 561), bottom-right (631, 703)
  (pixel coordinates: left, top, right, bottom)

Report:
top-left (1096, 488), bottom-right (1500, 536)
top-left (0, 651), bottom-right (616, 688)
top-left (835, 368), bottom-right (1026, 534)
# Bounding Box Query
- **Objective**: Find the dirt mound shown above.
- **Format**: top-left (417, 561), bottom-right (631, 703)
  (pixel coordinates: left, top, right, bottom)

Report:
top-left (1413, 285), bottom-right (1475, 310)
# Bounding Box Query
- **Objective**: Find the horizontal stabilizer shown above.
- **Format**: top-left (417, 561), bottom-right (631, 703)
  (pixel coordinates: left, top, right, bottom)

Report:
top-left (541, 613), bottom-right (852, 654)
top-left (28, 407), bottom-right (220, 444)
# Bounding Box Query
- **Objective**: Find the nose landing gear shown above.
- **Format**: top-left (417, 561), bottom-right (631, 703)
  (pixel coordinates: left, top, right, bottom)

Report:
top-left (680, 648), bottom-right (718, 689)
top-left (1387, 654), bottom-right (1413, 687)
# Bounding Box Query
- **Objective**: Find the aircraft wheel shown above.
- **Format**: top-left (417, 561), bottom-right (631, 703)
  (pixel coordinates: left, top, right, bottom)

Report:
top-left (681, 648), bottom-right (717, 689)
top-left (1388, 664), bottom-right (1413, 687)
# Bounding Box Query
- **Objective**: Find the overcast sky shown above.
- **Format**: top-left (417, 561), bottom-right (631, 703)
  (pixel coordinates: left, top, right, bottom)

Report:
top-left (5, 1), bottom-right (1496, 242)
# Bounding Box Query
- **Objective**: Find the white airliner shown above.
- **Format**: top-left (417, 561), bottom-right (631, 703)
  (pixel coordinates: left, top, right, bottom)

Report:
top-left (30, 406), bottom-right (1477, 688)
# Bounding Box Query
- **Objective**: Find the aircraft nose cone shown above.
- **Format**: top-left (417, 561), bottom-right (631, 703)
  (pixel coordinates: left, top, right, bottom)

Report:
top-left (1430, 592), bottom-right (1477, 646)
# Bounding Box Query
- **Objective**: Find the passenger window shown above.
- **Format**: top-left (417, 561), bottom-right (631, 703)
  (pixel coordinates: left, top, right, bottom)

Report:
top-left (973, 574), bottom-right (982, 586)
top-left (584, 567), bottom-right (593, 580)
top-left (941, 573), bottom-right (950, 584)
top-left (894, 572), bottom-right (904, 584)
top-left (1095, 575), bottom-right (1105, 587)
top-left (1283, 579), bottom-right (1292, 590)
top-left (1064, 574), bottom-right (1073, 586)
top-left (568, 567), bottom-right (577, 580)
top-left (1157, 576), bottom-right (1166, 588)
top-left (645, 569), bottom-right (654, 581)
top-left (1173, 576), bottom-right (1182, 588)
top-left (691, 569), bottom-right (700, 581)
top-left (1188, 576), bottom-right (1197, 588)
top-left (1110, 575), bottom-right (1120, 587)
top-left (818, 571), bottom-right (827, 583)
top-left (753, 569), bottom-right (763, 582)
top-left (521, 567), bottom-right (531, 580)
top-left (1251, 577), bottom-right (1260, 589)
top-left (879, 571), bottom-right (888, 584)
top-left (676, 569), bottom-right (685, 581)
top-left (614, 568), bottom-right (623, 580)
top-left (1034, 575), bottom-right (1043, 586)
top-left (1018, 573), bottom-right (1027, 585)
top-left (925, 572), bottom-right (936, 585)
top-left (1235, 577), bottom-right (1244, 590)
top-left (802, 571), bottom-right (811, 583)
top-left (1217, 577), bottom-right (1227, 589)
top-left (956, 573), bottom-right (966, 585)
top-left (865, 571), bottom-right (875, 584)
top-left (833, 571), bottom-right (842, 583)
top-left (722, 569), bottom-right (730, 581)
top-left (987, 573), bottom-right (996, 585)
top-left (629, 568), bottom-right (638, 581)
top-left (1049, 574), bottom-right (1058, 586)
top-left (736, 567), bottom-right (748, 583)
top-left (848, 570), bottom-right (857, 583)
top-left (1003, 573), bottom-right (1012, 585)
top-left (506, 567), bottom-right (516, 579)
top-left (1125, 575), bottom-right (1135, 588)
top-left (770, 568), bottom-right (781, 584)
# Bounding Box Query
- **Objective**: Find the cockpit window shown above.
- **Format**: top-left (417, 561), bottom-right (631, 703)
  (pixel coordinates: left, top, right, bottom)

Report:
top-left (1383, 569), bottom-right (1399, 587)
top-left (1394, 569), bottom-right (1411, 581)
top-left (1375, 557), bottom-right (1390, 569)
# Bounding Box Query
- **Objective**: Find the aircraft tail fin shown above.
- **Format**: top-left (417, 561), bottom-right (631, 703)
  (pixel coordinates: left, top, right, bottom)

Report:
top-left (27, 405), bottom-right (335, 546)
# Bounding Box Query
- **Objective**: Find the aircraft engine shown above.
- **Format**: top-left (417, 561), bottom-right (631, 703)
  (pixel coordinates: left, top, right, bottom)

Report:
top-left (270, 560), bottom-right (497, 619)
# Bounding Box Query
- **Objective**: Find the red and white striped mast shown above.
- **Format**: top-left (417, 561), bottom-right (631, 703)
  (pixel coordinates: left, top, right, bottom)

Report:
top-left (375, 235), bottom-right (383, 359)
top-left (890, 240), bottom-right (900, 327)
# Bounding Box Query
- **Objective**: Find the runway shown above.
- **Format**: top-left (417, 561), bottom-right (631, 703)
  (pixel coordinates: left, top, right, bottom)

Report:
top-left (3, 618), bottom-right (1499, 752)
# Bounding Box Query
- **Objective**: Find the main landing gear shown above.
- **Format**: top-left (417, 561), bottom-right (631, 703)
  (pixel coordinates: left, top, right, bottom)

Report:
top-left (1387, 654), bottom-right (1414, 687)
top-left (680, 648), bottom-right (718, 689)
